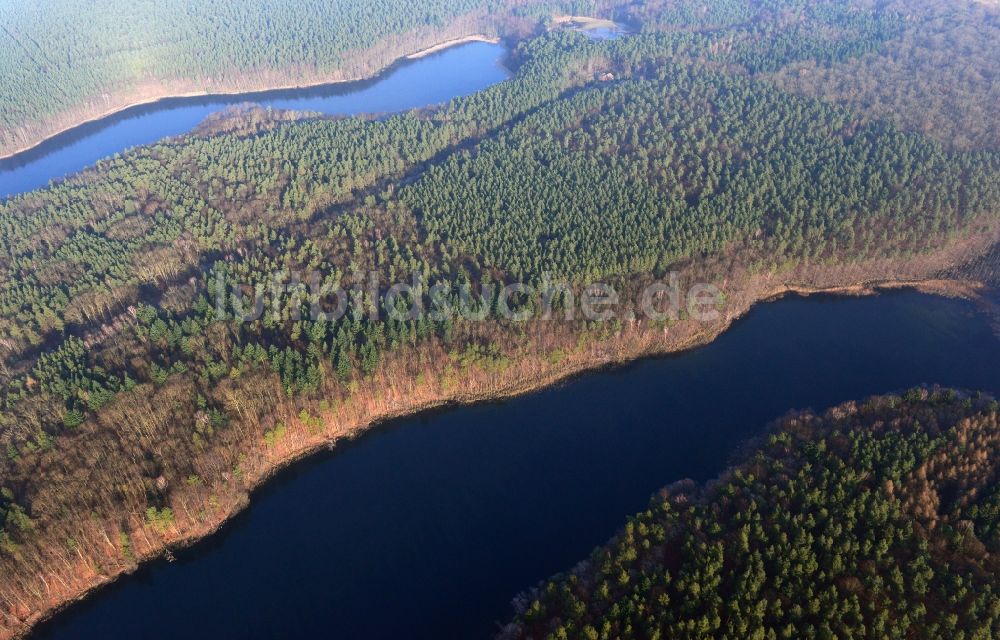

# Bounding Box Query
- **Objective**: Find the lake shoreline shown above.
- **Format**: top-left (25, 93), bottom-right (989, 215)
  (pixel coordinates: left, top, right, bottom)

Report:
top-left (0, 33), bottom-right (502, 164)
top-left (406, 35), bottom-right (501, 59)
top-left (12, 271), bottom-right (990, 640)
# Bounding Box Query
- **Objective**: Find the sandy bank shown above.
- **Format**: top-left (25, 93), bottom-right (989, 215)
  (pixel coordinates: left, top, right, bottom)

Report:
top-left (407, 34), bottom-right (500, 59)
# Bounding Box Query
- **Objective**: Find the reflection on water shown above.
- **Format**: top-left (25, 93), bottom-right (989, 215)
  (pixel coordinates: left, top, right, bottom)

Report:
top-left (580, 26), bottom-right (629, 40)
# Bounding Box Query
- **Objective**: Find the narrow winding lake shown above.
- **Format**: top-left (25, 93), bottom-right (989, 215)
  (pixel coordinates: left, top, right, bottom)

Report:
top-left (0, 41), bottom-right (509, 199)
top-left (33, 291), bottom-right (1000, 639)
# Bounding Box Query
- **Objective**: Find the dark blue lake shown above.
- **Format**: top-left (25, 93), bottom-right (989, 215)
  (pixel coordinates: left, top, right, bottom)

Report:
top-left (32, 290), bottom-right (1000, 639)
top-left (0, 42), bottom-right (509, 199)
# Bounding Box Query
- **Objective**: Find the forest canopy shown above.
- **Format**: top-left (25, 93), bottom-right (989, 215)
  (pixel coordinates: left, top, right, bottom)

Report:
top-left (1, 0), bottom-right (999, 636)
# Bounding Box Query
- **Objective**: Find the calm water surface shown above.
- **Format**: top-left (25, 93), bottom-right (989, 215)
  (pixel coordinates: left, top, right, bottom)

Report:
top-left (33, 291), bottom-right (1000, 639)
top-left (0, 42), bottom-right (509, 199)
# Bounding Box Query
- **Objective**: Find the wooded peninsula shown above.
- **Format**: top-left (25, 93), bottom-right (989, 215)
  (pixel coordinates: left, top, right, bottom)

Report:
top-left (501, 389), bottom-right (1000, 639)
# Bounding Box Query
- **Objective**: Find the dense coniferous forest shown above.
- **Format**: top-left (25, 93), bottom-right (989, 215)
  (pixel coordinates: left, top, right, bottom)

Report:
top-left (500, 390), bottom-right (1000, 640)
top-left (1, 0), bottom-right (1000, 636)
